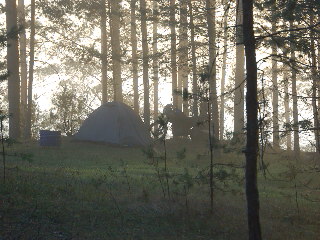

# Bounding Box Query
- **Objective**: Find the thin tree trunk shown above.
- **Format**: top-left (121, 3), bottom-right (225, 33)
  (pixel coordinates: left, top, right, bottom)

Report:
top-left (170, 0), bottom-right (178, 109)
top-left (18, 0), bottom-right (27, 138)
top-left (310, 12), bottom-right (320, 155)
top-left (110, 0), bottom-right (123, 102)
top-left (234, 0), bottom-right (245, 138)
top-left (131, 0), bottom-right (139, 114)
top-left (318, 16), bottom-right (320, 126)
top-left (6, 0), bottom-right (21, 139)
top-left (207, 90), bottom-right (214, 214)
top-left (178, 0), bottom-right (189, 115)
top-left (283, 50), bottom-right (292, 151)
top-left (101, 0), bottom-right (108, 104)
top-left (271, 0), bottom-right (279, 149)
top-left (220, 0), bottom-right (229, 140)
top-left (290, 20), bottom-right (300, 156)
top-left (153, 0), bottom-right (159, 127)
top-left (242, 0), bottom-right (262, 239)
top-left (318, 16), bottom-right (320, 149)
top-left (26, 0), bottom-right (35, 139)
top-left (206, 0), bottom-right (219, 141)
top-left (188, 0), bottom-right (198, 117)
top-left (140, 0), bottom-right (150, 127)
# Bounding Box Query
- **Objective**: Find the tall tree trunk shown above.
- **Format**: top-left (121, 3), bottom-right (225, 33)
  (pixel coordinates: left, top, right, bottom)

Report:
top-left (131, 0), bottom-right (139, 114)
top-left (206, 0), bottom-right (219, 141)
top-left (318, 16), bottom-right (320, 149)
top-left (271, 0), bottom-right (279, 149)
top-left (101, 0), bottom-right (108, 104)
top-left (140, 0), bottom-right (150, 127)
top-left (18, 0), bottom-right (27, 138)
top-left (318, 16), bottom-right (320, 124)
top-left (178, 0), bottom-right (189, 115)
top-left (290, 20), bottom-right (300, 156)
top-left (170, 0), bottom-right (178, 109)
top-left (110, 0), bottom-right (123, 102)
top-left (26, 0), bottom-right (35, 139)
top-left (153, 0), bottom-right (159, 127)
top-left (188, 0), bottom-right (198, 117)
top-left (234, 0), bottom-right (245, 138)
top-left (283, 50), bottom-right (292, 151)
top-left (6, 0), bottom-right (21, 140)
top-left (310, 12), bottom-right (320, 155)
top-left (242, 0), bottom-right (262, 239)
top-left (220, 0), bottom-right (229, 140)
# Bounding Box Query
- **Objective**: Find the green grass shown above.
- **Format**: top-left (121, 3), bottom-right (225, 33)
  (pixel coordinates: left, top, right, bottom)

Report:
top-left (0, 138), bottom-right (319, 239)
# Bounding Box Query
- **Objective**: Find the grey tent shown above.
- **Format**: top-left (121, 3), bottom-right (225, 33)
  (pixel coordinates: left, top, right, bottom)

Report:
top-left (74, 102), bottom-right (152, 146)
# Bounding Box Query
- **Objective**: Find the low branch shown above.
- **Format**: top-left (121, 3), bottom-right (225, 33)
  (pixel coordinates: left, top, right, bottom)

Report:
top-left (255, 21), bottom-right (320, 41)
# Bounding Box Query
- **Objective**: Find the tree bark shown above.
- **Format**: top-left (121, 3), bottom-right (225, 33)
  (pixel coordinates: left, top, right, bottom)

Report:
top-left (234, 0), bottom-right (245, 138)
top-left (110, 0), bottom-right (123, 102)
top-left (290, 20), bottom-right (300, 156)
top-left (6, 0), bottom-right (21, 140)
top-left (26, 0), bottom-right (35, 139)
top-left (242, 0), bottom-right (262, 239)
top-left (310, 12), bottom-right (320, 155)
top-left (101, 0), bottom-right (108, 104)
top-left (220, 0), bottom-right (229, 140)
top-left (131, 0), bottom-right (139, 114)
top-left (153, 0), bottom-right (159, 127)
top-left (318, 16), bottom-right (320, 151)
top-left (178, 0), bottom-right (189, 115)
top-left (318, 16), bottom-right (320, 128)
top-left (206, 0), bottom-right (219, 140)
top-left (18, 0), bottom-right (27, 138)
top-left (140, 0), bottom-right (150, 127)
top-left (170, 0), bottom-right (178, 109)
top-left (271, 0), bottom-right (279, 149)
top-left (283, 50), bottom-right (292, 151)
top-left (188, 0), bottom-right (198, 117)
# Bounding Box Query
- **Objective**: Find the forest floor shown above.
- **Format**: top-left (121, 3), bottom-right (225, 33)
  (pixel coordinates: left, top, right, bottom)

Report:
top-left (0, 138), bottom-right (319, 239)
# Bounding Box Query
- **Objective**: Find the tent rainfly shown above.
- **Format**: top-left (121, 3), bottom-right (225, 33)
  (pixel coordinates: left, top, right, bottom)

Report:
top-left (74, 102), bottom-right (152, 146)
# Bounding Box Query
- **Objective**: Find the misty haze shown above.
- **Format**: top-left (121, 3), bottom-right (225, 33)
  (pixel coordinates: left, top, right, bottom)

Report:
top-left (0, 0), bottom-right (319, 239)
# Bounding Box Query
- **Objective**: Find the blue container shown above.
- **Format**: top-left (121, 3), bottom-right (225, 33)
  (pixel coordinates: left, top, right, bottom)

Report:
top-left (39, 130), bottom-right (61, 147)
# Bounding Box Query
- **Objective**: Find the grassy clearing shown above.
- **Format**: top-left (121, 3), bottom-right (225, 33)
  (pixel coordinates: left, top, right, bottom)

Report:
top-left (0, 138), bottom-right (319, 239)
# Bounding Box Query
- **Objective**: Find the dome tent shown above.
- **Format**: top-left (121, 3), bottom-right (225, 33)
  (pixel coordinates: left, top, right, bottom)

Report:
top-left (74, 102), bottom-right (152, 147)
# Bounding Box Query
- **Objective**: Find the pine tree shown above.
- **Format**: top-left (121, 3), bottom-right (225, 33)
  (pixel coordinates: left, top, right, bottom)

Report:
top-left (219, 0), bottom-right (229, 141)
top-left (170, 0), bottom-right (178, 109)
top-left (178, 0), bottom-right (189, 115)
top-left (188, 0), bottom-right (198, 118)
top-left (131, 0), bottom-right (139, 114)
top-left (234, 0), bottom-right (245, 138)
top-left (140, 0), bottom-right (150, 127)
top-left (18, 0), bottom-right (28, 137)
top-left (206, 0), bottom-right (219, 140)
top-left (283, 49), bottom-right (292, 151)
top-left (110, 0), bottom-right (123, 102)
top-left (271, 0), bottom-right (280, 149)
top-left (100, 0), bottom-right (108, 104)
top-left (25, 0), bottom-right (35, 139)
top-left (6, 0), bottom-right (21, 139)
top-left (152, 0), bottom-right (159, 128)
top-left (243, 0), bottom-right (262, 238)
top-left (289, 19), bottom-right (300, 156)
top-left (309, 10), bottom-right (320, 155)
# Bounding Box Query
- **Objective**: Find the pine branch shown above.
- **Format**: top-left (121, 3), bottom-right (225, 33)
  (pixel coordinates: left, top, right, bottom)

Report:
top-left (256, 21), bottom-right (320, 41)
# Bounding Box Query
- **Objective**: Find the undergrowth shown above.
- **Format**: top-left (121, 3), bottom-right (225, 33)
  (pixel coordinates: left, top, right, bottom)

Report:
top-left (0, 139), bottom-right (319, 239)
